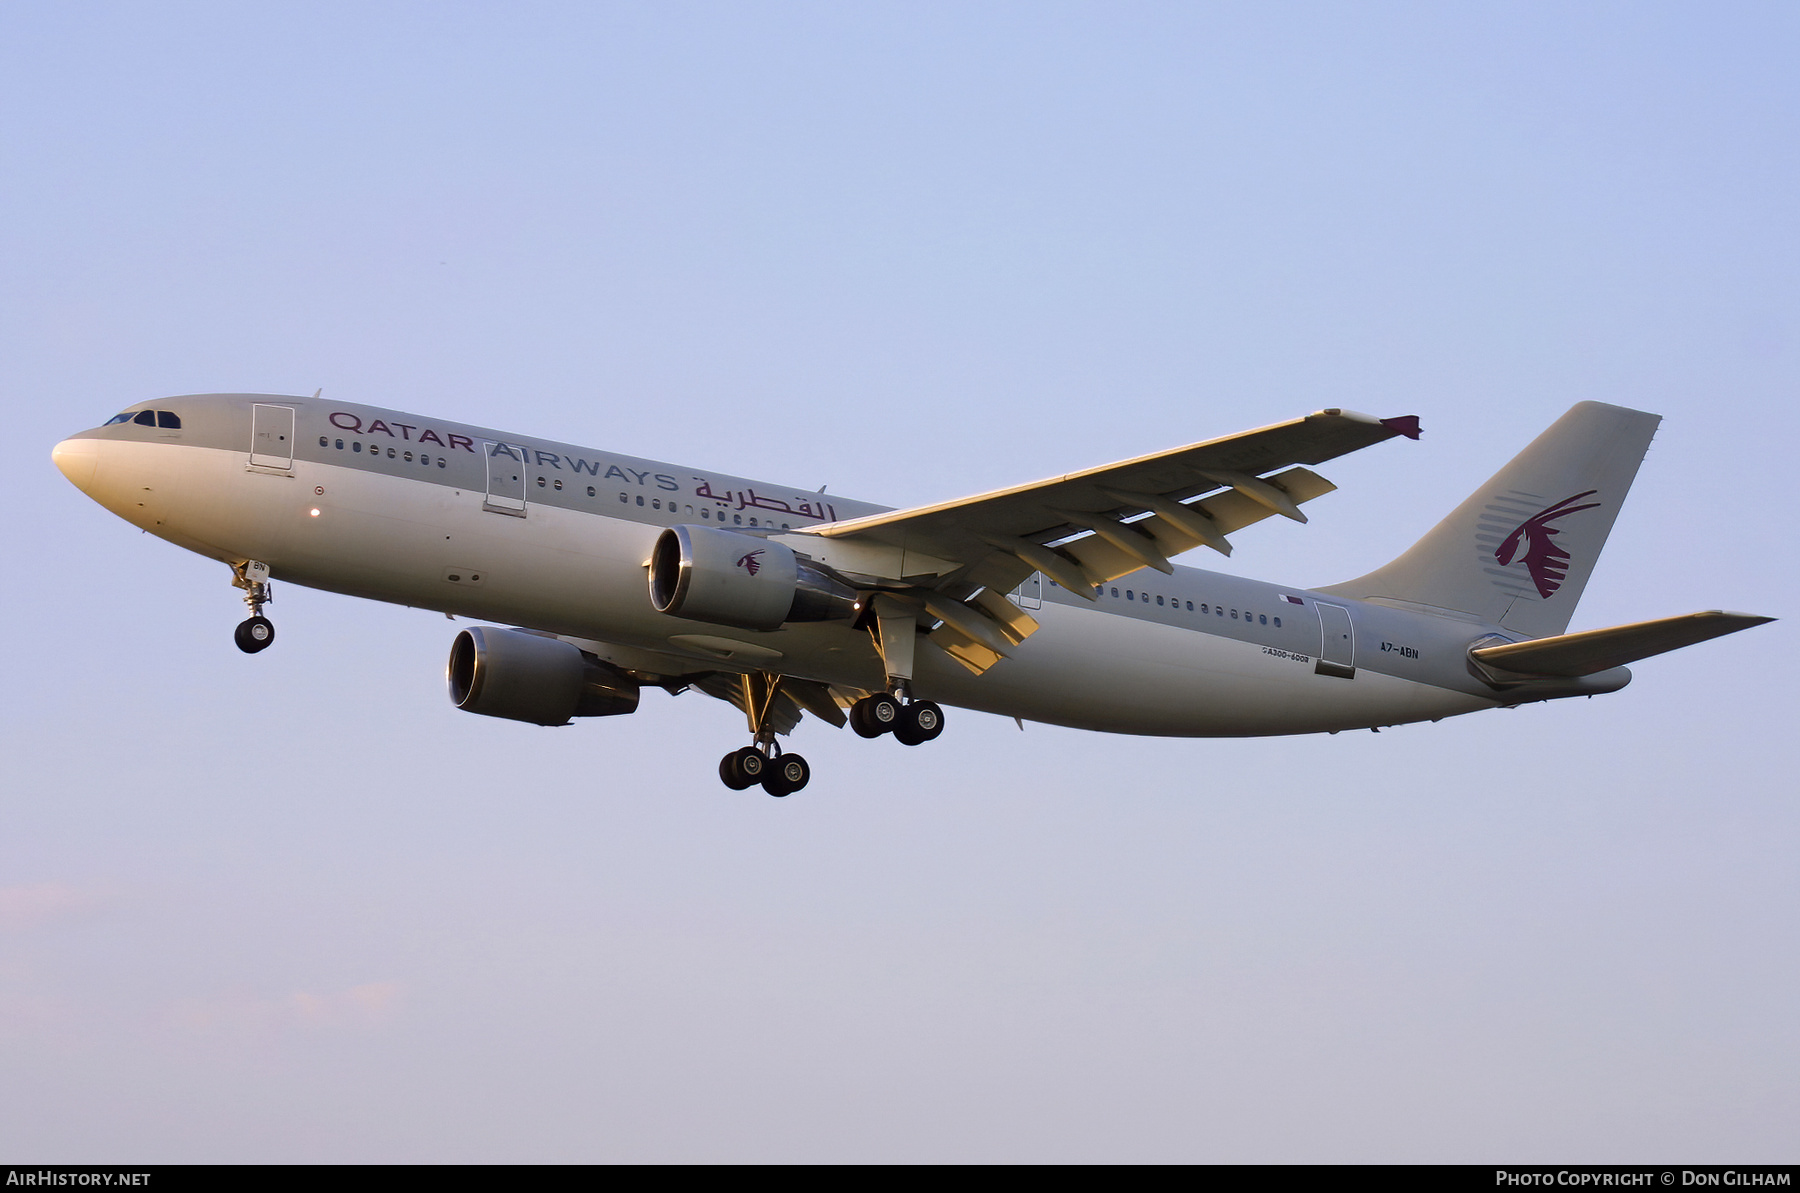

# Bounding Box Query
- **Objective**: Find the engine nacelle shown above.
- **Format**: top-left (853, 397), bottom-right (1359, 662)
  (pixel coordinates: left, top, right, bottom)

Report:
top-left (447, 626), bottom-right (639, 726)
top-left (648, 525), bottom-right (857, 631)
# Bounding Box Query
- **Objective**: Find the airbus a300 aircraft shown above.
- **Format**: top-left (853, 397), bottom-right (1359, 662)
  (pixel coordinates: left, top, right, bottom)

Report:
top-left (52, 396), bottom-right (1769, 795)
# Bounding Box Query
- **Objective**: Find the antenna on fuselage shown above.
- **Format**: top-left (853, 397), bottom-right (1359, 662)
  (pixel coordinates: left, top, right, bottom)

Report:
top-left (312, 389), bottom-right (322, 399)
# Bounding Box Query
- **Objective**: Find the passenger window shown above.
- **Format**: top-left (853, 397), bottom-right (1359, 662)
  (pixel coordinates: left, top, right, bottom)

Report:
top-left (437, 459), bottom-right (446, 468)
top-left (536, 477), bottom-right (546, 488)
top-left (587, 486), bottom-right (596, 497)
top-left (1156, 595), bottom-right (1164, 606)
top-left (318, 436), bottom-right (329, 447)
top-left (1273, 617), bottom-right (1282, 628)
top-left (553, 479), bottom-right (563, 491)
top-left (134, 410), bottom-right (156, 426)
top-left (387, 448), bottom-right (396, 458)
top-left (636, 495), bottom-right (644, 506)
top-left (733, 514), bottom-right (742, 524)
top-left (335, 439), bottom-right (344, 449)
top-left (1126, 590), bottom-right (1134, 601)
top-left (1111, 588), bottom-right (1118, 597)
top-left (1259, 614), bottom-right (1267, 625)
top-left (354, 442), bottom-right (362, 452)
top-left (702, 509), bottom-right (710, 519)
top-left (1231, 610), bottom-right (1238, 619)
top-left (1186, 601), bottom-right (1193, 611)
top-left (420, 454), bottom-right (430, 465)
top-left (619, 493), bottom-right (628, 502)
top-left (404, 451), bottom-right (414, 462)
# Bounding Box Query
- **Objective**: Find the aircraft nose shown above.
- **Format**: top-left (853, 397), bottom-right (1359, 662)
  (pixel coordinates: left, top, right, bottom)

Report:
top-left (52, 438), bottom-right (100, 492)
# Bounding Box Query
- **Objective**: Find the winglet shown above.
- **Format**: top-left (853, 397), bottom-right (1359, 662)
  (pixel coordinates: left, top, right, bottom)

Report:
top-left (1381, 415), bottom-right (1422, 440)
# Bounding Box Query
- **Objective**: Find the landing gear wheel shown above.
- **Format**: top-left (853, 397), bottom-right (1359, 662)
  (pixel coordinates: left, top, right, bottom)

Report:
top-left (719, 746), bottom-right (766, 791)
top-left (851, 693), bottom-right (901, 738)
top-left (761, 753), bottom-right (810, 798)
top-left (893, 700), bottom-right (944, 746)
top-left (234, 616), bottom-right (275, 654)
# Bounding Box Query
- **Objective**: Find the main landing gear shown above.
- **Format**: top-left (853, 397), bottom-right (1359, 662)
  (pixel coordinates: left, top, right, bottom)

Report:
top-left (718, 673), bottom-right (812, 797)
top-left (719, 746), bottom-right (811, 797)
top-left (851, 596), bottom-right (945, 746)
top-left (849, 688), bottom-right (945, 746)
top-left (230, 560), bottom-right (276, 654)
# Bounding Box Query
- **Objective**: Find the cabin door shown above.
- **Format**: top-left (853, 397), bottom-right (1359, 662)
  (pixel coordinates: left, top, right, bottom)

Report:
top-left (483, 442), bottom-right (527, 516)
top-left (1315, 603), bottom-right (1356, 679)
top-left (249, 404), bottom-right (295, 470)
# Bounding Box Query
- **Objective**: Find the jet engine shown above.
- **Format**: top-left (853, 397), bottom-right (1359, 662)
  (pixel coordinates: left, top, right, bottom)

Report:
top-left (447, 626), bottom-right (639, 726)
top-left (648, 525), bottom-right (858, 631)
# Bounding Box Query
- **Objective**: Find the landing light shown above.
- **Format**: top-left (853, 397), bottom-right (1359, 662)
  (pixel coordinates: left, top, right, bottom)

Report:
top-left (309, 508), bottom-right (321, 517)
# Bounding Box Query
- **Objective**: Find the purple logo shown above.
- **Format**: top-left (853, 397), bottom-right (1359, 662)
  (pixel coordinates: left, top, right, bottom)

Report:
top-left (736, 550), bottom-right (764, 576)
top-left (1494, 491), bottom-right (1601, 598)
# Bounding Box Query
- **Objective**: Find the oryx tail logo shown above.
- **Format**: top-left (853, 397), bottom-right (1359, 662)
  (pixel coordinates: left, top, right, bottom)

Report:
top-left (1494, 490), bottom-right (1601, 598)
top-left (736, 550), bottom-right (765, 576)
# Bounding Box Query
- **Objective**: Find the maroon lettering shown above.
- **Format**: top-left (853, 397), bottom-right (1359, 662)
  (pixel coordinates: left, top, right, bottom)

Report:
top-left (418, 428), bottom-right (446, 447)
top-left (448, 434), bottom-right (475, 453)
top-left (392, 423), bottom-right (417, 441)
top-left (367, 419), bottom-right (395, 437)
top-left (329, 412), bottom-right (363, 432)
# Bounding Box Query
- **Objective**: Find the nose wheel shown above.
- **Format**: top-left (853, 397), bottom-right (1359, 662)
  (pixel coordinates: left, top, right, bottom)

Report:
top-left (230, 561), bottom-right (276, 654)
top-left (234, 616), bottom-right (276, 653)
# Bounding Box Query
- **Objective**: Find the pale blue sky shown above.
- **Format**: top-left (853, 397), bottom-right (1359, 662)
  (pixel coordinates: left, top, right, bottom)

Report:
top-left (2, 2), bottom-right (1795, 1161)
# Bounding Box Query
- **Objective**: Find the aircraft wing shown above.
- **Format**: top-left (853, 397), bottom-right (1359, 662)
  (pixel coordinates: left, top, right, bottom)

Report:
top-left (795, 408), bottom-right (1420, 673)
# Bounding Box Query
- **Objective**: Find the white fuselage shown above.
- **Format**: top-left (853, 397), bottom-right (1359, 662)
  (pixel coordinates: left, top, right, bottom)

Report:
top-left (54, 395), bottom-right (1520, 737)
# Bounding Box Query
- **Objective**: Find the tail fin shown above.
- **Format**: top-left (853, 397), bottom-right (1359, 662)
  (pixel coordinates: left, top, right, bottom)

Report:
top-left (1319, 402), bottom-right (1661, 638)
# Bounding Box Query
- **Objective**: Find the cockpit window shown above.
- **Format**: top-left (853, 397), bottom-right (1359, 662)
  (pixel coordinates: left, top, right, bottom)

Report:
top-left (105, 413), bottom-right (136, 426)
top-left (156, 411), bottom-right (181, 429)
top-left (133, 410), bottom-right (156, 426)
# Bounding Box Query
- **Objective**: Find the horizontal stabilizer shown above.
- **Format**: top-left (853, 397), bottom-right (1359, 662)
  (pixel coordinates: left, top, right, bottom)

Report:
top-left (1469, 611), bottom-right (1774, 677)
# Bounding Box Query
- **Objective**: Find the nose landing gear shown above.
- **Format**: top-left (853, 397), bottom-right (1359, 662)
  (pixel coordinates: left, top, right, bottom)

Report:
top-left (230, 560), bottom-right (276, 654)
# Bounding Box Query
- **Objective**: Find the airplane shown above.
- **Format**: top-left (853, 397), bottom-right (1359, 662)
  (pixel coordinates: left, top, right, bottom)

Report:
top-left (51, 395), bottom-right (1771, 796)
